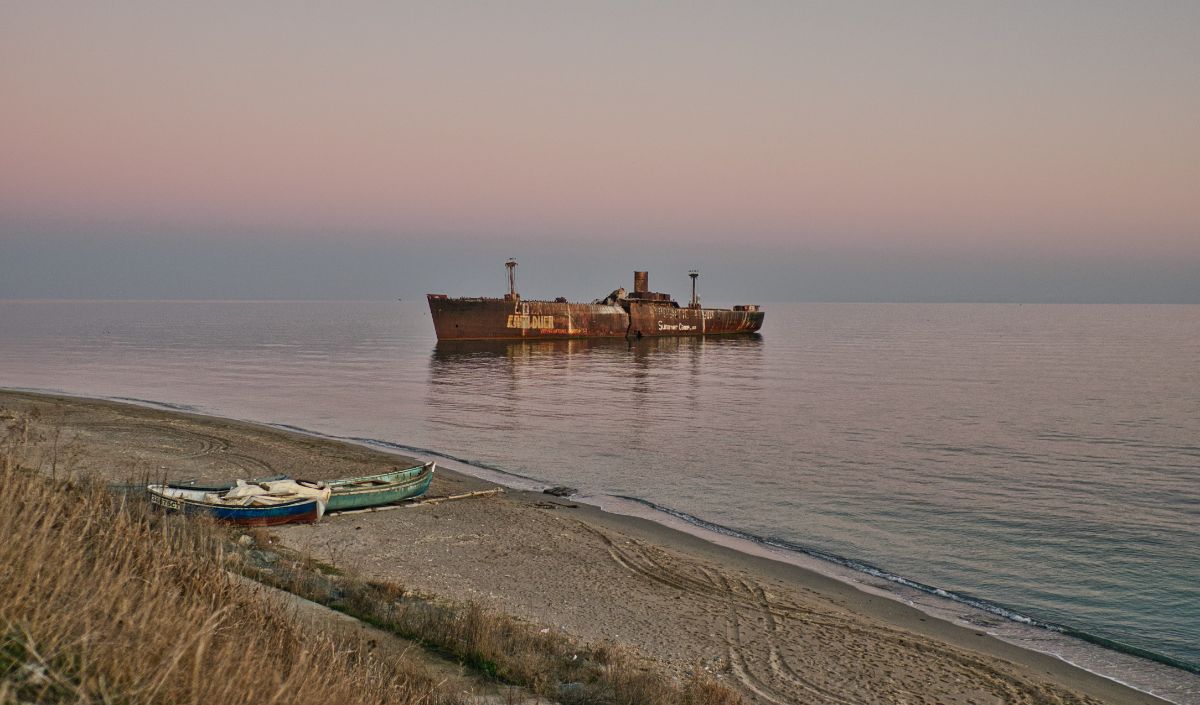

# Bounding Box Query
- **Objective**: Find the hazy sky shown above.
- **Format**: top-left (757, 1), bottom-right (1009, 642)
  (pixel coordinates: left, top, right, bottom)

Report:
top-left (2, 2), bottom-right (1198, 301)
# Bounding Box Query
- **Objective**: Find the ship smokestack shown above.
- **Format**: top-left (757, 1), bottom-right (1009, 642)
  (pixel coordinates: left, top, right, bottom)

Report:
top-left (505, 259), bottom-right (519, 300)
top-left (633, 271), bottom-right (649, 294)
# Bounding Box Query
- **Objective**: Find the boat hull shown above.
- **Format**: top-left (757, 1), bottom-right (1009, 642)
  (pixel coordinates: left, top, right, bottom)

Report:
top-left (427, 296), bottom-right (764, 341)
top-left (147, 488), bottom-right (323, 526)
top-left (325, 462), bottom-right (435, 512)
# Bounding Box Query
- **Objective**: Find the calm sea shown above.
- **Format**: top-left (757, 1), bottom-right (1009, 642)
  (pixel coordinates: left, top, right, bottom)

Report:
top-left (2, 301), bottom-right (1197, 701)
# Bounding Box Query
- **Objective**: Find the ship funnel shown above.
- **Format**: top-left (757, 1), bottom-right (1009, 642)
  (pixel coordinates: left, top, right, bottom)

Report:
top-left (633, 271), bottom-right (649, 293)
top-left (505, 259), bottom-right (519, 300)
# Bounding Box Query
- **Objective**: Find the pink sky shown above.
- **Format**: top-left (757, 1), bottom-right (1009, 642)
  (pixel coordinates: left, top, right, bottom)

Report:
top-left (2, 2), bottom-right (1198, 260)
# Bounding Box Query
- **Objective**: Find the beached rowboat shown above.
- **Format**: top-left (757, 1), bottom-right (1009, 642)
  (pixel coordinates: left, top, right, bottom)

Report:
top-left (148, 461), bottom-right (434, 515)
top-left (324, 461), bottom-right (435, 512)
top-left (146, 480), bottom-right (331, 526)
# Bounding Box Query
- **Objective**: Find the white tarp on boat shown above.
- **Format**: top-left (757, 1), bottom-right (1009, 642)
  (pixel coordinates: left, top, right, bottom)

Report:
top-left (152, 480), bottom-right (331, 517)
top-left (215, 480), bottom-right (331, 509)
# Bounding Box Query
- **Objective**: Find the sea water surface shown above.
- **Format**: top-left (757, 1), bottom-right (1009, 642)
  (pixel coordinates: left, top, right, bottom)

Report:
top-left (1, 301), bottom-right (1197, 700)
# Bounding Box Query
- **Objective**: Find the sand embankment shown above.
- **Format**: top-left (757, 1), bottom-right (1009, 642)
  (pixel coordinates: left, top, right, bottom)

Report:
top-left (0, 390), bottom-right (1168, 705)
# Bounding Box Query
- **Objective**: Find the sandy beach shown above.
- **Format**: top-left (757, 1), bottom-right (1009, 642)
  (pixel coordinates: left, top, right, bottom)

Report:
top-left (0, 390), bottom-right (1170, 705)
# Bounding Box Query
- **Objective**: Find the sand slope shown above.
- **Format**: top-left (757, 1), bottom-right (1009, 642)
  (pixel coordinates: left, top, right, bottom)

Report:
top-left (0, 390), bottom-right (1168, 705)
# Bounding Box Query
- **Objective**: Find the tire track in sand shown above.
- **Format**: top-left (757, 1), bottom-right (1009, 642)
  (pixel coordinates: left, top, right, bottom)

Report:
top-left (735, 576), bottom-right (861, 705)
top-left (580, 521), bottom-right (1100, 705)
top-left (582, 519), bottom-right (847, 704)
top-left (705, 567), bottom-right (840, 705)
top-left (79, 422), bottom-right (277, 477)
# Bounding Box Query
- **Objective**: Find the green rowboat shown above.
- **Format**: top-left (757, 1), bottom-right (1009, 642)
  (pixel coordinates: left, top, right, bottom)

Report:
top-left (324, 461), bottom-right (435, 512)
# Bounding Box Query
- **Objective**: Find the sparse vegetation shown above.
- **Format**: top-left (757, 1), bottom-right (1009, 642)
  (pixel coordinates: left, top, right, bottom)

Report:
top-left (247, 547), bottom-right (743, 705)
top-left (0, 415), bottom-right (461, 705)
top-left (1, 408), bottom-right (744, 705)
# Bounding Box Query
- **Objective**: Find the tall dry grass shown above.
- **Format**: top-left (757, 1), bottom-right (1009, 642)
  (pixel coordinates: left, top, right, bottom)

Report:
top-left (1, 404), bottom-right (744, 705)
top-left (0, 460), bottom-right (462, 704)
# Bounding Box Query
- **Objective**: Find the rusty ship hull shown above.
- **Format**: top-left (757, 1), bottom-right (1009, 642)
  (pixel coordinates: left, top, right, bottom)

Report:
top-left (427, 267), bottom-right (764, 342)
top-left (427, 296), bottom-right (763, 341)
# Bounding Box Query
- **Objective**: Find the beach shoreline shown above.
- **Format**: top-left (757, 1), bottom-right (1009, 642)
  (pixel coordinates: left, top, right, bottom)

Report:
top-left (0, 388), bottom-right (1182, 705)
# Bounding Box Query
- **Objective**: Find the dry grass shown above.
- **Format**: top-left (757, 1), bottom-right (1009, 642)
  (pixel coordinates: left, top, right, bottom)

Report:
top-left (250, 554), bottom-right (744, 705)
top-left (1, 405), bottom-right (744, 705)
top-left (0, 425), bottom-right (462, 704)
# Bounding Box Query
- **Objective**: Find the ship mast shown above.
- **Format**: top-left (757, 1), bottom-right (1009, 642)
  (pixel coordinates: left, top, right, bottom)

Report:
top-left (689, 270), bottom-right (699, 308)
top-left (506, 259), bottom-right (519, 300)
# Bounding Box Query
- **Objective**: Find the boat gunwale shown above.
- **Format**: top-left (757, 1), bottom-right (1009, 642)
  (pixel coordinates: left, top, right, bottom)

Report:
top-left (327, 468), bottom-right (433, 498)
top-left (325, 461), bottom-right (432, 489)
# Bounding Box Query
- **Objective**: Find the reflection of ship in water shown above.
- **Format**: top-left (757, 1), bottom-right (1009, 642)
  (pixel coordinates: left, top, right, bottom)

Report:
top-left (426, 332), bottom-right (766, 455)
top-left (431, 333), bottom-right (763, 364)
top-left (427, 261), bottom-right (764, 341)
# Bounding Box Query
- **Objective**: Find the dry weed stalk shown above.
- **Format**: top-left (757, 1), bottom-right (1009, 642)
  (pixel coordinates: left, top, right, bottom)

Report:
top-left (0, 406), bottom-right (743, 705)
top-left (0, 457), bottom-right (462, 705)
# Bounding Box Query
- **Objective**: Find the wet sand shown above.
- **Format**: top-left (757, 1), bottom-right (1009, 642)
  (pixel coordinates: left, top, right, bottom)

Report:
top-left (0, 390), bottom-right (1169, 705)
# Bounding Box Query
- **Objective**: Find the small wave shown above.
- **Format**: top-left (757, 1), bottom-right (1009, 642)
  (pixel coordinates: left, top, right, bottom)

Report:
top-left (346, 436), bottom-right (546, 484)
top-left (110, 396), bottom-right (199, 412)
top-left (4, 388), bottom-right (202, 414)
top-left (262, 424), bottom-right (549, 486)
top-left (613, 495), bottom-right (1200, 676)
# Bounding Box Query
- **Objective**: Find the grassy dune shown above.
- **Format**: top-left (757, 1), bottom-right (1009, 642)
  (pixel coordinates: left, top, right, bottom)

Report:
top-left (0, 460), bottom-right (463, 705)
top-left (1, 409), bottom-right (742, 705)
